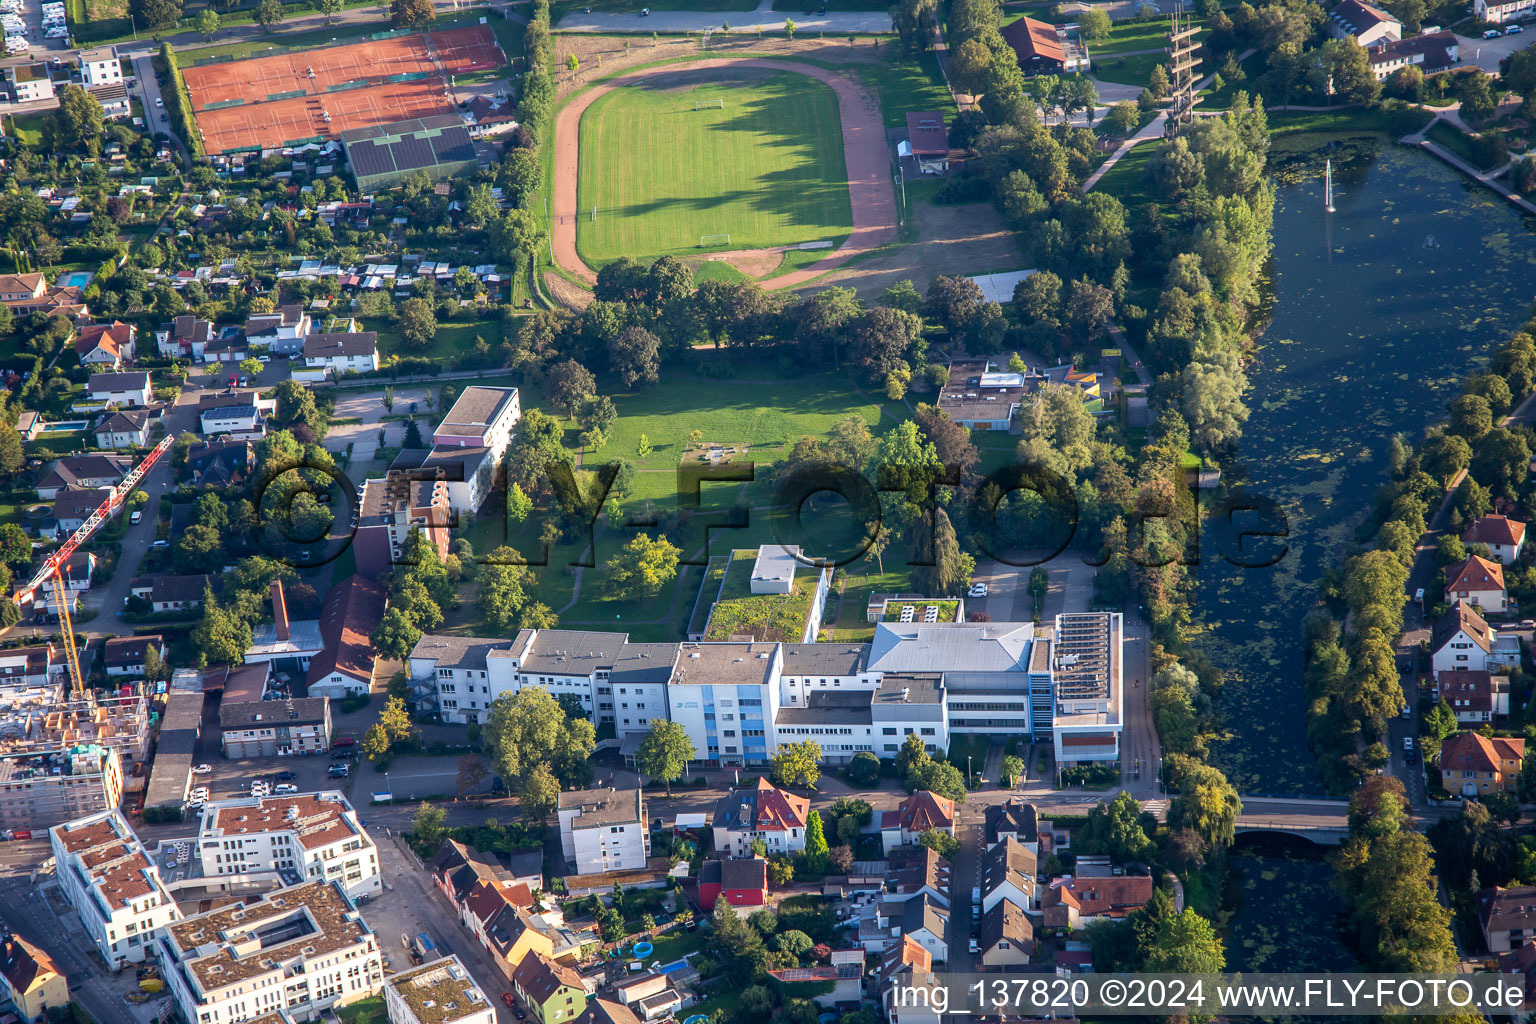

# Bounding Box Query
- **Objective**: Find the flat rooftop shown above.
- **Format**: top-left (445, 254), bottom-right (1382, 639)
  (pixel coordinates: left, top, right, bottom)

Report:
top-left (51, 810), bottom-right (171, 911)
top-left (202, 792), bottom-right (365, 852)
top-left (669, 642), bottom-right (778, 686)
top-left (388, 954), bottom-right (492, 1024)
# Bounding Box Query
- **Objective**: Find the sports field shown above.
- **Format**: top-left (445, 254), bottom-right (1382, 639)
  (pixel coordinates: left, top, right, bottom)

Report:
top-left (575, 71), bottom-right (853, 263)
top-left (182, 25), bottom-right (502, 153)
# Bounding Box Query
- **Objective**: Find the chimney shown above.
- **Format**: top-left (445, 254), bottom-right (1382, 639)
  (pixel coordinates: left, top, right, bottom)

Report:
top-left (271, 580), bottom-right (290, 641)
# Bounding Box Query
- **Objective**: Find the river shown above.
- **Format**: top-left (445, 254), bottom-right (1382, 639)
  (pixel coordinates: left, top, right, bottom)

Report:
top-left (1198, 141), bottom-right (1536, 795)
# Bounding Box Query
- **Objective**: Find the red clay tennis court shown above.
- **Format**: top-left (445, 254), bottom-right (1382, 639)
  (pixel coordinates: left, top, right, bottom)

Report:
top-left (182, 24), bottom-right (503, 154)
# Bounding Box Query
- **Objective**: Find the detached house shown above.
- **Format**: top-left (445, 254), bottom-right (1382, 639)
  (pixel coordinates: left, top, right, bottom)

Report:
top-left (306, 574), bottom-right (387, 699)
top-left (1479, 886), bottom-right (1536, 953)
top-left (1440, 670), bottom-right (1510, 724)
top-left (244, 304), bottom-right (311, 354)
top-left (51, 489), bottom-right (111, 535)
top-left (1042, 873), bottom-right (1154, 929)
top-left (93, 409), bottom-right (154, 449)
top-left (301, 331), bottom-right (380, 377)
top-left (979, 836), bottom-right (1038, 914)
top-left (880, 790), bottom-right (956, 853)
top-left (1446, 554), bottom-right (1508, 614)
top-left (712, 778), bottom-right (810, 857)
top-left (1475, 0), bottom-right (1535, 22)
top-left (87, 371), bottom-right (151, 408)
top-left (1440, 732), bottom-right (1525, 797)
top-left (35, 454), bottom-right (132, 500)
top-left (75, 321), bottom-right (136, 369)
top-left (103, 635), bottom-right (165, 677)
top-left (557, 787), bottom-right (648, 875)
top-left (985, 799), bottom-right (1040, 852)
top-left (879, 939), bottom-right (937, 1024)
top-left (198, 391), bottom-right (270, 440)
top-left (1466, 515), bottom-right (1528, 565)
top-left (155, 314), bottom-right (211, 360)
top-left (1432, 603), bottom-right (1496, 675)
top-left (698, 857), bottom-right (770, 909)
top-left (0, 934), bottom-right (68, 1023)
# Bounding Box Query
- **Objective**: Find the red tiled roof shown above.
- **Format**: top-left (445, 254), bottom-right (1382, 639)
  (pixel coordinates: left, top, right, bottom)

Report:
top-left (1465, 515), bottom-right (1527, 548)
top-left (899, 790), bottom-right (955, 832)
top-left (1442, 731), bottom-right (1525, 774)
top-left (1439, 670), bottom-right (1500, 714)
top-left (1447, 555), bottom-right (1505, 595)
top-left (305, 574), bottom-right (387, 687)
top-left (1000, 16), bottom-right (1066, 63)
top-left (752, 777), bottom-right (808, 832)
top-left (77, 321), bottom-right (133, 359)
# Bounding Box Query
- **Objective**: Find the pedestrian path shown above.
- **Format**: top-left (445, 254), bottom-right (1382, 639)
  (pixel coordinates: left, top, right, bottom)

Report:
top-left (554, 6), bottom-right (892, 31)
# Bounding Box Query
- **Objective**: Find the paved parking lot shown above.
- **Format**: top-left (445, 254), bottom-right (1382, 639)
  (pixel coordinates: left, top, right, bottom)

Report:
top-left (1456, 28), bottom-right (1532, 72)
top-left (970, 552), bottom-right (1098, 621)
top-left (323, 386), bottom-right (434, 463)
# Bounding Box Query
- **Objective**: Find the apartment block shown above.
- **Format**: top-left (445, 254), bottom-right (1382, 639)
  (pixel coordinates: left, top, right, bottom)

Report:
top-left (50, 810), bottom-right (182, 969)
top-left (195, 792), bottom-right (381, 900)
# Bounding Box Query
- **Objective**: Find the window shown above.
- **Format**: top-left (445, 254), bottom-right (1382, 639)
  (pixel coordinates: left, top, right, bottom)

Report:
top-left (883, 728), bottom-right (897, 736)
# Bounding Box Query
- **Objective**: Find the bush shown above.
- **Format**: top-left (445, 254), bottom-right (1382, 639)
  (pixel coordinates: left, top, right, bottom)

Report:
top-left (934, 175), bottom-right (991, 204)
top-left (142, 805), bottom-right (184, 824)
top-left (845, 751), bottom-right (881, 787)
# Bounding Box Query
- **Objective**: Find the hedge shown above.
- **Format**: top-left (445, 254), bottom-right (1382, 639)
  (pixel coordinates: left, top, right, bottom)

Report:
top-left (156, 44), bottom-right (206, 161)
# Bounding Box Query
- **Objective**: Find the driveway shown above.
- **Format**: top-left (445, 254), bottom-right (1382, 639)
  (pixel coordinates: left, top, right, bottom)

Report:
top-left (130, 53), bottom-right (188, 167)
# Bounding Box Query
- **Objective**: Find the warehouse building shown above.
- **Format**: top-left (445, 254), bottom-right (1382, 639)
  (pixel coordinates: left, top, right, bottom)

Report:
top-left (340, 114), bottom-right (481, 191)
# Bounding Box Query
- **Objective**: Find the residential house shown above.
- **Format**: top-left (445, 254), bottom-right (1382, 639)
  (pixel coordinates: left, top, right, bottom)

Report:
top-left (1496, 939), bottom-right (1536, 1019)
top-left (886, 846), bottom-right (951, 907)
top-left (60, 551), bottom-right (96, 592)
top-left (1439, 670), bottom-right (1510, 724)
top-left (79, 49), bottom-right (123, 87)
top-left (984, 799), bottom-right (1040, 852)
top-left (936, 361), bottom-right (1028, 432)
top-left (879, 938), bottom-right (937, 1024)
top-left (198, 391), bottom-right (272, 440)
top-left (1328, 0), bottom-right (1401, 43)
top-left (201, 331), bottom-right (249, 364)
top-left (764, 951), bottom-right (864, 1009)
top-left (244, 304), bottom-right (312, 355)
top-left (579, 999), bottom-right (644, 1024)
top-left (186, 438), bottom-right (254, 487)
top-left (1431, 603), bottom-right (1495, 674)
top-left (1440, 732), bottom-right (1526, 796)
top-left (1366, 31), bottom-right (1459, 80)
top-left (0, 935), bottom-right (67, 1022)
top-left (465, 889), bottom-right (579, 979)
top-left (896, 895), bottom-right (949, 964)
top-left (87, 371), bottom-right (152, 408)
top-left (0, 274), bottom-right (46, 308)
top-left (93, 409), bottom-right (154, 449)
top-left (512, 953), bottom-right (588, 1024)
top-left (977, 898), bottom-right (1034, 967)
top-left (35, 454), bottom-right (131, 500)
top-left (302, 331), bottom-right (380, 377)
top-left (880, 790), bottom-right (955, 853)
top-left (557, 787), bottom-right (648, 874)
top-left (155, 315), bottom-right (211, 360)
top-left (130, 574), bottom-right (216, 614)
top-left (75, 322), bottom-right (136, 369)
top-left (698, 857), bottom-right (770, 909)
top-left (712, 778), bottom-right (809, 858)
top-left (1479, 886), bottom-right (1536, 953)
top-left (0, 646), bottom-right (54, 689)
top-left (3, 64), bottom-right (54, 104)
top-left (1042, 874), bottom-right (1154, 929)
top-left (1475, 0), bottom-right (1534, 22)
top-left (305, 574), bottom-right (388, 699)
top-left (1447, 554), bottom-right (1507, 613)
top-left (51, 489), bottom-right (111, 535)
top-left (384, 955), bottom-right (495, 1024)
top-left (980, 837), bottom-right (1038, 914)
top-left (219, 697), bottom-right (331, 757)
top-left (1466, 515), bottom-right (1528, 565)
top-left (103, 635), bottom-right (164, 677)
top-left (431, 840), bottom-right (521, 909)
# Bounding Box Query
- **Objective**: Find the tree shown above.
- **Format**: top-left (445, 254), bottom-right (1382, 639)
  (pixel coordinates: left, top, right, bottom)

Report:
top-left (477, 547), bottom-right (537, 633)
top-left (1067, 277), bottom-right (1115, 340)
top-left (378, 695), bottom-right (413, 742)
top-left (1520, 752), bottom-right (1536, 805)
top-left (1078, 6), bottom-right (1111, 40)
top-left (909, 507), bottom-right (972, 597)
top-left (315, 0), bottom-right (343, 22)
top-left (1104, 102), bottom-right (1140, 137)
top-left (771, 740), bottom-right (823, 789)
top-left (399, 298), bottom-right (437, 350)
top-left (519, 762), bottom-right (560, 822)
top-left (1166, 756), bottom-right (1242, 850)
top-left (390, 0), bottom-right (435, 26)
top-left (545, 359), bottom-right (597, 418)
top-left (637, 434), bottom-right (653, 458)
top-left (1459, 71), bottom-right (1496, 122)
top-left (456, 755), bottom-right (488, 796)
top-left (1148, 62), bottom-right (1171, 98)
top-left (482, 687), bottom-right (568, 783)
top-left (804, 810), bottom-right (830, 871)
top-left (908, 759), bottom-right (967, 801)
top-left (195, 7), bottom-right (219, 37)
top-left (362, 723), bottom-right (390, 762)
top-left (579, 394), bottom-right (617, 434)
top-left (610, 326), bottom-right (661, 388)
top-left (918, 828), bottom-right (959, 858)
top-left (636, 719), bottom-right (696, 796)
top-left (1143, 908), bottom-right (1226, 973)
top-left (602, 533), bottom-right (681, 599)
top-left (507, 482), bottom-right (533, 524)
top-left (847, 751), bottom-right (881, 786)
top-left (371, 607), bottom-right (422, 662)
top-left (895, 733), bottom-right (930, 778)
top-left (411, 802), bottom-right (447, 848)
top-left (130, 0), bottom-right (181, 30)
top-left (1181, 351), bottom-right (1250, 452)
top-left (53, 86), bottom-right (105, 155)
top-left (1001, 754), bottom-right (1025, 786)
top-left (256, 0), bottom-right (284, 29)
top-left (1078, 792), bottom-right (1156, 862)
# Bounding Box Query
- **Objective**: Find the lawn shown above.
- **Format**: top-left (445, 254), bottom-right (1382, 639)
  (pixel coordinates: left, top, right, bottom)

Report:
top-left (1427, 118), bottom-right (1503, 170)
top-left (553, 0), bottom-right (754, 20)
top-left (365, 317), bottom-right (507, 364)
top-left (5, 114), bottom-right (45, 147)
top-left (1090, 138), bottom-right (1159, 208)
top-left (702, 548), bottom-right (820, 641)
top-left (830, 565), bottom-right (914, 642)
top-left (337, 996), bottom-right (388, 1024)
top-left (1091, 51), bottom-right (1165, 88)
top-left (643, 926), bottom-right (705, 964)
top-left (1090, 17), bottom-right (1203, 54)
top-left (855, 50), bottom-right (956, 129)
top-left (576, 71), bottom-right (852, 263)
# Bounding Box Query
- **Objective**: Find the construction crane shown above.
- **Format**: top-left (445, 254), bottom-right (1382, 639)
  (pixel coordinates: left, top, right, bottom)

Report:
top-left (12, 433), bottom-right (176, 698)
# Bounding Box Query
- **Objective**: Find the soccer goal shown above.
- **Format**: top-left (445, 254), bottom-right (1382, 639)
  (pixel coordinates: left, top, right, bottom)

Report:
top-left (694, 98), bottom-right (725, 110)
top-left (699, 233), bottom-right (731, 247)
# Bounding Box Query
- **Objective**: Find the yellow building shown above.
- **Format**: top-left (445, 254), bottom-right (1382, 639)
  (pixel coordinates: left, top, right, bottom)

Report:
top-left (0, 935), bottom-right (68, 1023)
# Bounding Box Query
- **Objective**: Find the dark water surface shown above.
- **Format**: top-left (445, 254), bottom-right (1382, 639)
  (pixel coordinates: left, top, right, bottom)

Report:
top-left (1199, 144), bottom-right (1536, 794)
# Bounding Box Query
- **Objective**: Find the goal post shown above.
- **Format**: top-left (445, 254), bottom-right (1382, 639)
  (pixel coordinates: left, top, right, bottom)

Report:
top-left (699, 233), bottom-right (731, 247)
top-left (693, 98), bottom-right (724, 110)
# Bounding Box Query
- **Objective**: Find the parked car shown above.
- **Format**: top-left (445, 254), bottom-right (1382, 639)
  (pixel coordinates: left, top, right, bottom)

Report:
top-left (1507, 23), bottom-right (1523, 32)
top-left (191, 787), bottom-right (209, 801)
top-left (968, 583), bottom-right (988, 598)
top-left (1484, 28), bottom-right (1502, 37)
top-left (502, 994), bottom-right (515, 1009)
top-left (130, 510), bottom-right (142, 524)
top-left (1403, 736), bottom-right (1414, 751)
top-left (1405, 750), bottom-right (1418, 765)
top-left (334, 736), bottom-right (356, 747)
top-left (276, 770), bottom-right (298, 780)
top-left (192, 763), bottom-right (212, 774)
top-left (154, 96), bottom-right (163, 106)
top-left (274, 783), bottom-right (299, 795)
top-left (969, 937), bottom-right (980, 954)
top-left (1400, 704), bottom-right (1411, 719)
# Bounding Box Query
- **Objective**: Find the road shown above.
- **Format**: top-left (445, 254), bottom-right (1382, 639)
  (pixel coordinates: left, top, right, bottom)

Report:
top-left (130, 52), bottom-right (190, 168)
top-left (553, 7), bottom-right (892, 32)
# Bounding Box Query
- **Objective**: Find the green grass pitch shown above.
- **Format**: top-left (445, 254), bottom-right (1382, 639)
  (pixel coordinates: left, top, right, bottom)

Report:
top-left (575, 71), bottom-right (853, 263)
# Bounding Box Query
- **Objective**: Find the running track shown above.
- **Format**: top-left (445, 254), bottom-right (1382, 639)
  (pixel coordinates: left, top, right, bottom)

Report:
top-left (551, 59), bottom-right (898, 292)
